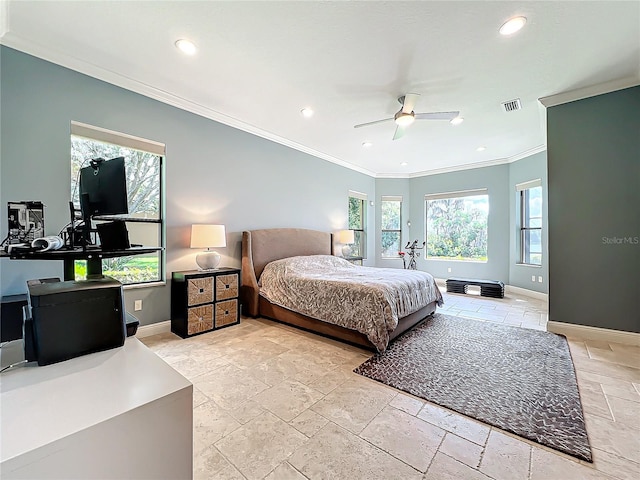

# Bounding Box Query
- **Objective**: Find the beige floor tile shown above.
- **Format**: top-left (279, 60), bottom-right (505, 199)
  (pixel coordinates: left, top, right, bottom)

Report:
top-left (264, 462), bottom-right (307, 480)
top-left (438, 432), bottom-right (484, 469)
top-left (193, 444), bottom-right (245, 480)
top-left (591, 447), bottom-right (640, 480)
top-left (479, 429), bottom-right (530, 480)
top-left (310, 377), bottom-right (395, 434)
top-left (575, 357), bottom-right (640, 384)
top-left (606, 395), bottom-right (640, 429)
top-left (193, 400), bottom-right (242, 455)
top-left (245, 353), bottom-right (324, 387)
top-left (306, 366), bottom-right (355, 394)
top-left (530, 446), bottom-right (616, 480)
top-left (417, 403), bottom-right (490, 446)
top-left (578, 379), bottom-right (614, 420)
top-left (601, 382), bottom-right (640, 403)
top-left (226, 398), bottom-right (265, 425)
top-left (223, 339), bottom-right (291, 368)
top-left (586, 346), bottom-right (640, 369)
top-left (584, 413), bottom-right (640, 463)
top-left (388, 392), bottom-right (425, 416)
top-left (170, 354), bottom-right (231, 381)
top-left (215, 411), bottom-right (307, 480)
top-left (193, 386), bottom-right (209, 408)
top-left (424, 452), bottom-right (493, 480)
top-left (289, 409), bottom-right (329, 437)
top-left (359, 405), bottom-right (445, 472)
top-left (253, 379), bottom-right (324, 422)
top-left (288, 422), bottom-right (423, 480)
top-left (193, 363), bottom-right (269, 410)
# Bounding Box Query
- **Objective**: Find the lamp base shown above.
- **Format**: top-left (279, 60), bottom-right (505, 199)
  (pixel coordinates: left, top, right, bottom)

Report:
top-left (341, 245), bottom-right (352, 257)
top-left (195, 251), bottom-right (221, 270)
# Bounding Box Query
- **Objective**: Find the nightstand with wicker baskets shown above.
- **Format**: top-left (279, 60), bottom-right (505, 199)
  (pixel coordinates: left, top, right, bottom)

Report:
top-left (170, 268), bottom-right (241, 338)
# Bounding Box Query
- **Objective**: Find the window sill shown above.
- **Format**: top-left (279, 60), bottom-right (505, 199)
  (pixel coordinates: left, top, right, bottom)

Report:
top-left (515, 263), bottom-right (542, 268)
top-left (123, 280), bottom-right (166, 290)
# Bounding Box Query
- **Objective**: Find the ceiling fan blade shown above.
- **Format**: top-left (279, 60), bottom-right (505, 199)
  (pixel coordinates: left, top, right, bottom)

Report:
top-left (415, 111), bottom-right (460, 121)
top-left (353, 117), bottom-right (394, 129)
top-left (402, 93), bottom-right (420, 114)
top-left (392, 125), bottom-right (406, 140)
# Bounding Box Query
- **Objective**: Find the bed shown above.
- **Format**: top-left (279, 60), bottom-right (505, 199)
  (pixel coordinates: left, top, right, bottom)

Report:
top-left (241, 228), bottom-right (442, 352)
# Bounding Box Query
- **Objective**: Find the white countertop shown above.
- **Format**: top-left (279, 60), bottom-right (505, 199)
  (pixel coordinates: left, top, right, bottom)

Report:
top-left (0, 337), bottom-right (192, 464)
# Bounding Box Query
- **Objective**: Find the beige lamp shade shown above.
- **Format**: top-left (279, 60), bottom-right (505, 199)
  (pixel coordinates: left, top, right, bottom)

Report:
top-left (338, 229), bottom-right (355, 244)
top-left (190, 224), bottom-right (226, 270)
top-left (338, 229), bottom-right (355, 257)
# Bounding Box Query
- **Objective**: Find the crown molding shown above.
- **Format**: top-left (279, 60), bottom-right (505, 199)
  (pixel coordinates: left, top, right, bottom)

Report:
top-left (402, 145), bottom-right (547, 179)
top-left (539, 76), bottom-right (640, 108)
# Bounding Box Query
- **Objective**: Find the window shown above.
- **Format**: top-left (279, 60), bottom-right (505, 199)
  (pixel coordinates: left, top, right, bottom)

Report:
top-left (381, 196), bottom-right (402, 258)
top-left (70, 121), bottom-right (165, 285)
top-left (348, 191), bottom-right (367, 257)
top-left (425, 189), bottom-right (489, 262)
top-left (517, 180), bottom-right (542, 265)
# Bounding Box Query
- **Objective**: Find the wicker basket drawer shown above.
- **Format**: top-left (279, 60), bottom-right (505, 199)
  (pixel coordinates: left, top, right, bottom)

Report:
top-left (187, 304), bottom-right (213, 335)
top-left (215, 299), bottom-right (238, 328)
top-left (216, 274), bottom-right (239, 301)
top-left (188, 277), bottom-right (213, 306)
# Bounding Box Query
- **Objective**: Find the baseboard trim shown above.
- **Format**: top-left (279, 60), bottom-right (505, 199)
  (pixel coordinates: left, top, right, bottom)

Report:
top-left (547, 321), bottom-right (640, 346)
top-left (505, 285), bottom-right (548, 301)
top-left (135, 320), bottom-right (171, 338)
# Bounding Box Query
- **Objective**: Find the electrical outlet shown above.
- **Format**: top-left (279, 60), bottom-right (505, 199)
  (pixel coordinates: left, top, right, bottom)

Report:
top-left (447, 267), bottom-right (452, 273)
top-left (538, 276), bottom-right (543, 283)
top-left (134, 300), bottom-right (142, 311)
top-left (532, 275), bottom-right (536, 282)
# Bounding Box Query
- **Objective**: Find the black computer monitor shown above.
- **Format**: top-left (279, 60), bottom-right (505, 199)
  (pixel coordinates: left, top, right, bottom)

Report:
top-left (79, 156), bottom-right (129, 218)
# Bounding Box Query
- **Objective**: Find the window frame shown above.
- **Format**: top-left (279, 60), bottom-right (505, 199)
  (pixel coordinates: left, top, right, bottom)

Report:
top-left (424, 188), bottom-right (489, 263)
top-left (70, 121), bottom-right (166, 287)
top-left (380, 195), bottom-right (402, 258)
top-left (348, 190), bottom-right (367, 258)
top-left (517, 179), bottom-right (542, 266)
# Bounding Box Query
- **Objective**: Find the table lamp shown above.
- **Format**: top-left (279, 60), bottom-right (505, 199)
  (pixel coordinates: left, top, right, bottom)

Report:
top-left (190, 224), bottom-right (226, 270)
top-left (338, 229), bottom-right (355, 257)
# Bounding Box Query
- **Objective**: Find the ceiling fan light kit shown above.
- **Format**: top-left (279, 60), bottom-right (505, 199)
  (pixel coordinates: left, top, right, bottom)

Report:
top-left (354, 92), bottom-right (460, 140)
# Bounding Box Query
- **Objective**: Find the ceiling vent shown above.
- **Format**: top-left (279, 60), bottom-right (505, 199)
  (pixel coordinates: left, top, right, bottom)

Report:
top-left (501, 98), bottom-right (522, 112)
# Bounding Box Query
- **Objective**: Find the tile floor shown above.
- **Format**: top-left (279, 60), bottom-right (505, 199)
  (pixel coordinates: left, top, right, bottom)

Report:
top-left (141, 289), bottom-right (640, 480)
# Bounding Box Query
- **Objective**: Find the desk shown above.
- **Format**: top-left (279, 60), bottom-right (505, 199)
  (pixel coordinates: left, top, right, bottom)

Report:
top-left (3, 246), bottom-right (161, 280)
top-left (0, 338), bottom-right (193, 479)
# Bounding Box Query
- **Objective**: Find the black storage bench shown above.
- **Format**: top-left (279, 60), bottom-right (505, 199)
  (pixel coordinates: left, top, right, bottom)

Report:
top-left (446, 278), bottom-right (505, 298)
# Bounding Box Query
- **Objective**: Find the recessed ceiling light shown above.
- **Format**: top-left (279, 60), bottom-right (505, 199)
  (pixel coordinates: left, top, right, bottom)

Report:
top-left (499, 16), bottom-right (527, 36)
top-left (450, 116), bottom-right (464, 126)
top-left (300, 108), bottom-right (314, 118)
top-left (362, 141), bottom-right (373, 148)
top-left (175, 39), bottom-right (197, 55)
top-left (400, 162), bottom-right (408, 166)
top-left (476, 146), bottom-right (486, 152)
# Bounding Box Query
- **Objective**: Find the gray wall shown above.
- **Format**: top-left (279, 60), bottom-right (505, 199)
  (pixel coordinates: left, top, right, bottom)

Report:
top-left (547, 86), bottom-right (640, 333)
top-left (508, 151), bottom-right (548, 293)
top-left (0, 47), bottom-right (375, 325)
top-left (407, 164), bottom-right (511, 283)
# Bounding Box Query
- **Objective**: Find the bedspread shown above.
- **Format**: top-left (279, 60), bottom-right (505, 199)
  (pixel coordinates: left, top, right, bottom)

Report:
top-left (258, 255), bottom-right (443, 352)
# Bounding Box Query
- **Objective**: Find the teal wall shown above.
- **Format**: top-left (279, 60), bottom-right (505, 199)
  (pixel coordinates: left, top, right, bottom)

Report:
top-left (547, 86), bottom-right (640, 333)
top-left (0, 47), bottom-right (375, 325)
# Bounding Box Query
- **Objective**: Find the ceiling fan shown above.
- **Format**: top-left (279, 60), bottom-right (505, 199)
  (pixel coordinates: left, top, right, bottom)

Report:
top-left (353, 93), bottom-right (460, 140)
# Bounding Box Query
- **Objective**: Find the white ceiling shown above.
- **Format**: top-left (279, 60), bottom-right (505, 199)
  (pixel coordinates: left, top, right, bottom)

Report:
top-left (1, 1), bottom-right (639, 177)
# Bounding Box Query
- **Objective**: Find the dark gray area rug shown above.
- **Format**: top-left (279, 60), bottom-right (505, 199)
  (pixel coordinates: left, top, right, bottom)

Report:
top-left (354, 313), bottom-right (592, 462)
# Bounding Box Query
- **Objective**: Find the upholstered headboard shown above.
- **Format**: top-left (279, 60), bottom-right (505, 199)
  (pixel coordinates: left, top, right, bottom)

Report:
top-left (241, 228), bottom-right (334, 317)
